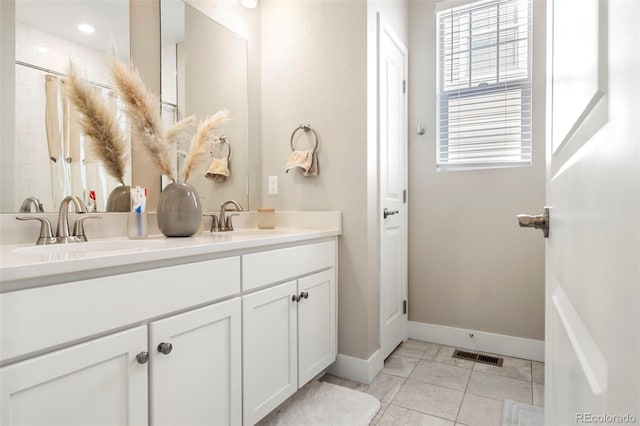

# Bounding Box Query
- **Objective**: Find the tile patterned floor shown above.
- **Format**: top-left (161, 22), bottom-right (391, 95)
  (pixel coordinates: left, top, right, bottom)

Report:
top-left (320, 339), bottom-right (544, 426)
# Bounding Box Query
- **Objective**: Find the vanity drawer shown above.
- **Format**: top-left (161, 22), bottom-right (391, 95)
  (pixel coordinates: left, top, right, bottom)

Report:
top-left (242, 241), bottom-right (335, 291)
top-left (1, 256), bottom-right (240, 363)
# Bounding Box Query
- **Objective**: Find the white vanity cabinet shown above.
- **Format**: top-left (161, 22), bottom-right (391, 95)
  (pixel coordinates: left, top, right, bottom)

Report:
top-left (0, 326), bottom-right (149, 426)
top-left (1, 256), bottom-right (242, 426)
top-left (149, 297), bottom-right (242, 426)
top-left (1, 234), bottom-right (339, 426)
top-left (242, 241), bottom-right (337, 426)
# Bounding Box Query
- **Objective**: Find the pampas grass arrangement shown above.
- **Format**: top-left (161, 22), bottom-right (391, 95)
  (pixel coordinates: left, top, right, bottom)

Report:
top-left (181, 109), bottom-right (230, 183)
top-left (65, 63), bottom-right (128, 185)
top-left (167, 115), bottom-right (197, 144)
top-left (109, 58), bottom-right (177, 181)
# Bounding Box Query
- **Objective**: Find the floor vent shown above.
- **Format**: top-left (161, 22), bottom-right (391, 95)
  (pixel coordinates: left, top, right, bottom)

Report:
top-left (452, 349), bottom-right (504, 367)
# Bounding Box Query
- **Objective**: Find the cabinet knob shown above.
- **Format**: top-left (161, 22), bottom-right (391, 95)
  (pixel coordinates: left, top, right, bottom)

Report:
top-left (136, 351), bottom-right (149, 364)
top-left (300, 291), bottom-right (309, 300)
top-left (292, 294), bottom-right (301, 303)
top-left (157, 342), bottom-right (173, 355)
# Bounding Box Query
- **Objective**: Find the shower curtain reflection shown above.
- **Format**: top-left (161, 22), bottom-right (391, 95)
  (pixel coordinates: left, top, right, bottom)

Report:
top-left (43, 74), bottom-right (131, 211)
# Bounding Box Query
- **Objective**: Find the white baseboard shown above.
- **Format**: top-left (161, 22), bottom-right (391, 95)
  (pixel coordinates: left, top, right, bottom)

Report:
top-left (326, 350), bottom-right (384, 384)
top-left (408, 321), bottom-right (544, 362)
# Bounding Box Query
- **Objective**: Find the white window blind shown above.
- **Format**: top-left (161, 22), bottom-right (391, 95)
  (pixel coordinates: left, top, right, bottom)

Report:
top-left (437, 0), bottom-right (532, 170)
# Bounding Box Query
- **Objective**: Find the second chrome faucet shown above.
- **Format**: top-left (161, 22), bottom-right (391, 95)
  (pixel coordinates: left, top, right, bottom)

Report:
top-left (205, 200), bottom-right (244, 232)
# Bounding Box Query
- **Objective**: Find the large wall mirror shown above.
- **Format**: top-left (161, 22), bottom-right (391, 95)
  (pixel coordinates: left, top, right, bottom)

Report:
top-left (161, 0), bottom-right (250, 212)
top-left (1, 0), bottom-right (250, 214)
top-left (2, 0), bottom-right (131, 213)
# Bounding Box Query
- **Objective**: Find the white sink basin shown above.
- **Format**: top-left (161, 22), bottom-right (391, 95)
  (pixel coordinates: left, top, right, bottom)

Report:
top-left (12, 239), bottom-right (164, 255)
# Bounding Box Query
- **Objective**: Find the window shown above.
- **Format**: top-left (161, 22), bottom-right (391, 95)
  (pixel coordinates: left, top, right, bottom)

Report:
top-left (437, 0), bottom-right (532, 170)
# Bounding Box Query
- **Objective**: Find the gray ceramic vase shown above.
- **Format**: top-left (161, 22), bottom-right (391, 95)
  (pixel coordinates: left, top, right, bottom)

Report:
top-left (157, 182), bottom-right (202, 237)
top-left (106, 185), bottom-right (131, 212)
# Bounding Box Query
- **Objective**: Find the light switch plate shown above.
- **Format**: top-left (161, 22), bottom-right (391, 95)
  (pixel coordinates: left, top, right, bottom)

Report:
top-left (268, 176), bottom-right (278, 195)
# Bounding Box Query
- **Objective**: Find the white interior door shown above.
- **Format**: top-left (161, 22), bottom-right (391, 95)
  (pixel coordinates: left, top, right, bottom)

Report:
top-left (545, 0), bottom-right (639, 423)
top-left (378, 14), bottom-right (408, 360)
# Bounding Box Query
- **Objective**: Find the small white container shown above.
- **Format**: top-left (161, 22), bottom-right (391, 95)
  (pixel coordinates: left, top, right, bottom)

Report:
top-left (257, 208), bottom-right (275, 229)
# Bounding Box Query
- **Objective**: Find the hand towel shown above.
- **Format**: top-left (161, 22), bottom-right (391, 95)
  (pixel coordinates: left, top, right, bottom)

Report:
top-left (285, 149), bottom-right (319, 177)
top-left (205, 158), bottom-right (230, 182)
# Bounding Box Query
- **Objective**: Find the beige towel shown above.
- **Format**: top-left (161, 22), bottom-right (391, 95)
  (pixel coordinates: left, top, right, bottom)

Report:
top-left (205, 158), bottom-right (230, 182)
top-left (285, 149), bottom-right (318, 177)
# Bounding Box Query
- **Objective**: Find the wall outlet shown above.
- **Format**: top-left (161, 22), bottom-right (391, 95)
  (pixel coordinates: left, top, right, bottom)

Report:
top-left (268, 176), bottom-right (279, 195)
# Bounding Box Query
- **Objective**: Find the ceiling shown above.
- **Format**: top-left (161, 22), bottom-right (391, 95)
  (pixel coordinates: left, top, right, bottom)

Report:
top-left (15, 0), bottom-right (130, 60)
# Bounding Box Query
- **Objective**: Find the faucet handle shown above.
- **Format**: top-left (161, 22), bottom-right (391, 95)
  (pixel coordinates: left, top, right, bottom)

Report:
top-left (203, 214), bottom-right (220, 232)
top-left (72, 215), bottom-right (103, 241)
top-left (16, 216), bottom-right (54, 245)
top-left (225, 214), bottom-right (240, 231)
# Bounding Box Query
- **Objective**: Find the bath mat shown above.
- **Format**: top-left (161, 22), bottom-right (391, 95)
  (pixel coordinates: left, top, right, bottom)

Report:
top-left (257, 380), bottom-right (380, 426)
top-left (502, 399), bottom-right (544, 426)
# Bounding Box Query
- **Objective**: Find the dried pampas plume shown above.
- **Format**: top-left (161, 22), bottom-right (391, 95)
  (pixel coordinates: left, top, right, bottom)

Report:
top-left (65, 63), bottom-right (127, 185)
top-left (166, 115), bottom-right (196, 144)
top-left (109, 58), bottom-right (176, 182)
top-left (181, 109), bottom-right (230, 182)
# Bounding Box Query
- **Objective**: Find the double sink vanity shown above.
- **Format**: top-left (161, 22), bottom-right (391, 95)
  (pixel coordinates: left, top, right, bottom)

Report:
top-left (0, 211), bottom-right (341, 425)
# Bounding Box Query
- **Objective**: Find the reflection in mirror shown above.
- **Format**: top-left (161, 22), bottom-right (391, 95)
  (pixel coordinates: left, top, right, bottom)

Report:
top-left (161, 0), bottom-right (249, 211)
top-left (6, 0), bottom-right (130, 213)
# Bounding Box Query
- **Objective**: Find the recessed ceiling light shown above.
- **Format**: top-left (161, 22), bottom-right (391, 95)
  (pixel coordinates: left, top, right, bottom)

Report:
top-left (77, 23), bottom-right (95, 34)
top-left (240, 0), bottom-right (257, 8)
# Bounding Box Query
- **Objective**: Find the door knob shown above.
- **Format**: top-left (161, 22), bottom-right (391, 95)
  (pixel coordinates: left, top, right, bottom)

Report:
top-left (383, 208), bottom-right (399, 219)
top-left (157, 342), bottom-right (173, 355)
top-left (517, 207), bottom-right (550, 238)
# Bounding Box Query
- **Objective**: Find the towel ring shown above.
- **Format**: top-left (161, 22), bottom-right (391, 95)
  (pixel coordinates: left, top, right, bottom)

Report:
top-left (290, 124), bottom-right (318, 155)
top-left (213, 135), bottom-right (232, 161)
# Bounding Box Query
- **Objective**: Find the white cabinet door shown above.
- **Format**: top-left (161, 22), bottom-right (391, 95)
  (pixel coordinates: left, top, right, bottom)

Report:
top-left (0, 326), bottom-right (148, 426)
top-left (243, 281), bottom-right (297, 426)
top-left (149, 298), bottom-right (241, 426)
top-left (297, 269), bottom-right (336, 386)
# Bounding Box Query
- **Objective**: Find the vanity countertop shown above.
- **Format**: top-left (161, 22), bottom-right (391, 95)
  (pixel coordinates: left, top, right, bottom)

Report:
top-left (0, 226), bottom-right (341, 286)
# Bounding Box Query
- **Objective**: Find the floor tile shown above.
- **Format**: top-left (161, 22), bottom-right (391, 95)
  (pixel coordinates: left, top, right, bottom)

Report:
top-left (431, 346), bottom-right (475, 369)
top-left (456, 393), bottom-right (503, 426)
top-left (377, 405), bottom-right (455, 426)
top-left (393, 379), bottom-right (464, 421)
top-left (532, 361), bottom-right (545, 384)
top-left (337, 377), bottom-right (368, 392)
top-left (467, 371), bottom-right (532, 404)
top-left (533, 383), bottom-right (544, 408)
top-left (474, 354), bottom-right (532, 382)
top-left (395, 339), bottom-right (440, 359)
top-left (319, 373), bottom-right (343, 386)
top-left (371, 403), bottom-right (388, 425)
top-left (319, 374), bottom-right (367, 392)
top-left (409, 360), bottom-right (471, 391)
top-left (382, 354), bottom-right (420, 378)
top-left (367, 373), bottom-right (406, 403)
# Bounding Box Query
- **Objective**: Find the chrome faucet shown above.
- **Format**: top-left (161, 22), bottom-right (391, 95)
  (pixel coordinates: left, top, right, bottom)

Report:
top-left (16, 195), bottom-right (101, 245)
top-left (56, 195), bottom-right (88, 240)
top-left (19, 196), bottom-right (45, 213)
top-left (218, 200), bottom-right (244, 232)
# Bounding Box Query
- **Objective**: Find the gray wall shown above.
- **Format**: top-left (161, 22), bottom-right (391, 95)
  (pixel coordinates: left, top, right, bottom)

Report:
top-left (260, 0), bottom-right (408, 360)
top-left (407, 0), bottom-right (546, 340)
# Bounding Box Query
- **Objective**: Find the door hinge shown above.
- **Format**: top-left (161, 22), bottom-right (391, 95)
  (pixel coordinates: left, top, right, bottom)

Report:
top-left (402, 300), bottom-right (407, 315)
top-left (402, 80), bottom-right (406, 94)
top-left (403, 189), bottom-right (407, 204)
